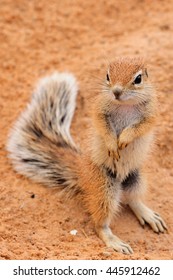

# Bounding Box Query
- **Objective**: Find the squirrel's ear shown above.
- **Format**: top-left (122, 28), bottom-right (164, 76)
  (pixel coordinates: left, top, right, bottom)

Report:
top-left (145, 68), bottom-right (148, 77)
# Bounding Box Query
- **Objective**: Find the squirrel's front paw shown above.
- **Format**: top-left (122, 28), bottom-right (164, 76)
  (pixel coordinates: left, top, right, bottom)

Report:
top-left (108, 149), bottom-right (120, 161)
top-left (118, 129), bottom-right (132, 150)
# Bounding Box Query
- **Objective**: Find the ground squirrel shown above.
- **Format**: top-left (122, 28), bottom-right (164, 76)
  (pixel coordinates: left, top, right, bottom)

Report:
top-left (7, 57), bottom-right (167, 254)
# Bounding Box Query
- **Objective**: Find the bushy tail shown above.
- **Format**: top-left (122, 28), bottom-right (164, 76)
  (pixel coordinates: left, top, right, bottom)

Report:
top-left (7, 72), bottom-right (81, 196)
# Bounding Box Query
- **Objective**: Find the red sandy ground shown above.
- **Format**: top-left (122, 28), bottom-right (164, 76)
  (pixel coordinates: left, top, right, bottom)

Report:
top-left (0, 0), bottom-right (173, 260)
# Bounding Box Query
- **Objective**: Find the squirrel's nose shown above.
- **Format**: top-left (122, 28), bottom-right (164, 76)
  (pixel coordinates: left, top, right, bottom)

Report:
top-left (112, 86), bottom-right (122, 99)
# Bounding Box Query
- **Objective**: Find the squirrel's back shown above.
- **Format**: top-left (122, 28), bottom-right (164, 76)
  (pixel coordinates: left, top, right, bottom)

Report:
top-left (7, 72), bottom-right (81, 197)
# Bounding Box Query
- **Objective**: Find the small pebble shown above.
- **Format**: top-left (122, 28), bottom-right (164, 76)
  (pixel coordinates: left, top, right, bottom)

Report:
top-left (70, 229), bottom-right (78, 235)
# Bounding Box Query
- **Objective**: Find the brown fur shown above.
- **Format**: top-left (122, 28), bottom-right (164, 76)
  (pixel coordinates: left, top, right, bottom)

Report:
top-left (109, 57), bottom-right (145, 86)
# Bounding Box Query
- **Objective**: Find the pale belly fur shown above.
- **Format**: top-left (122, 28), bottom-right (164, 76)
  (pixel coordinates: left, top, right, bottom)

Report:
top-left (90, 104), bottom-right (154, 180)
top-left (109, 104), bottom-right (141, 137)
top-left (109, 104), bottom-right (153, 179)
top-left (116, 132), bottom-right (154, 180)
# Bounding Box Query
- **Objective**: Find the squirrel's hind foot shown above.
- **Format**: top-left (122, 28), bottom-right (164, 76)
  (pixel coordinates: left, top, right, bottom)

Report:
top-left (129, 201), bottom-right (168, 233)
top-left (96, 225), bottom-right (133, 255)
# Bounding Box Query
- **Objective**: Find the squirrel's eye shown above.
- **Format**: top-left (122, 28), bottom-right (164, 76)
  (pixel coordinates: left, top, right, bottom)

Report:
top-left (106, 73), bottom-right (110, 82)
top-left (134, 74), bottom-right (142, 85)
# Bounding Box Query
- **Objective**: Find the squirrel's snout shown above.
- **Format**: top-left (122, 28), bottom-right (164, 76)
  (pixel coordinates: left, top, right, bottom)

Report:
top-left (112, 86), bottom-right (123, 100)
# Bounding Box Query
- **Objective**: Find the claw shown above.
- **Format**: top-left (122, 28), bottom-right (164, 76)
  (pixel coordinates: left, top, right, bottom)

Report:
top-left (118, 140), bottom-right (129, 151)
top-left (108, 149), bottom-right (120, 161)
top-left (115, 150), bottom-right (120, 161)
top-left (106, 237), bottom-right (133, 254)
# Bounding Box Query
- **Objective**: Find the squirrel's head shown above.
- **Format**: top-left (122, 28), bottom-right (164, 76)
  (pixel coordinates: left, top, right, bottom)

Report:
top-left (104, 57), bottom-right (153, 105)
